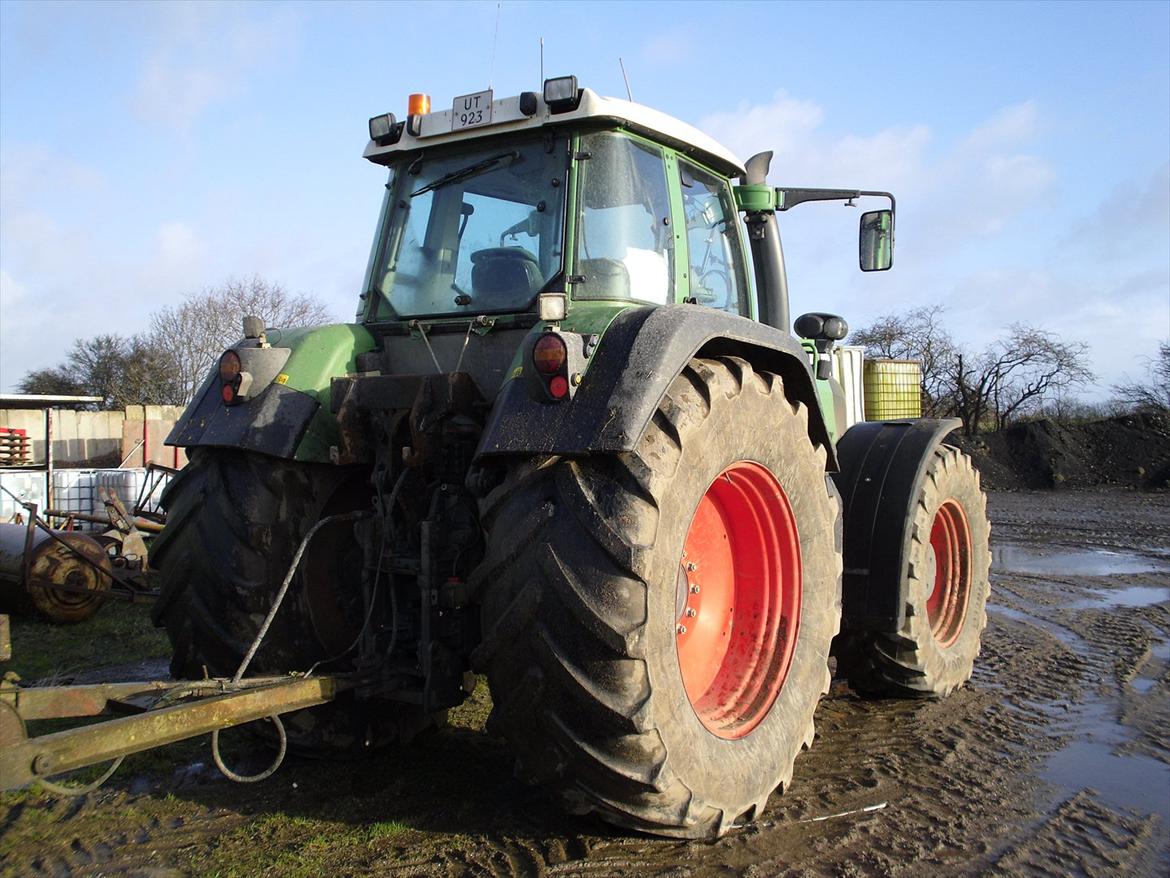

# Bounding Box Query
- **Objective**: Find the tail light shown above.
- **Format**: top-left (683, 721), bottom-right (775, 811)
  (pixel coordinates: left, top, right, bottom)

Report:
top-left (218, 350), bottom-right (252, 405)
top-left (219, 350), bottom-right (241, 382)
top-left (533, 334), bottom-right (567, 374)
top-left (524, 330), bottom-right (584, 403)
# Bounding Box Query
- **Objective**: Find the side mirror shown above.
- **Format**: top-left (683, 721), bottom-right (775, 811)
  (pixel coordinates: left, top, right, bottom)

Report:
top-left (859, 209), bottom-right (894, 272)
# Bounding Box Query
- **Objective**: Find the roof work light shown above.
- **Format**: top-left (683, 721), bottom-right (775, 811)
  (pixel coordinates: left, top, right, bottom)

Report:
top-left (543, 76), bottom-right (580, 113)
top-left (368, 113), bottom-right (400, 146)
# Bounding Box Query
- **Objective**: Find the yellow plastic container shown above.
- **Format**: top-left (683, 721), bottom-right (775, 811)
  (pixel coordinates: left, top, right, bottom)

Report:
top-left (863, 359), bottom-right (922, 420)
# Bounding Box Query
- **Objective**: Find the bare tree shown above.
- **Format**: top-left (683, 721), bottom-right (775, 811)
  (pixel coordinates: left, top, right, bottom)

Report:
top-left (17, 334), bottom-right (185, 409)
top-left (17, 366), bottom-right (85, 399)
top-left (1111, 341), bottom-right (1170, 413)
top-left (148, 276), bottom-right (335, 402)
top-left (849, 305), bottom-right (957, 416)
top-left (946, 324), bottom-right (1095, 434)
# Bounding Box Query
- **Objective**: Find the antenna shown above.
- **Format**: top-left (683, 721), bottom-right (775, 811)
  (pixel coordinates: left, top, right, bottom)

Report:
top-left (619, 57), bottom-right (633, 102)
top-left (539, 37), bottom-right (544, 84)
top-left (489, 2), bottom-right (502, 89)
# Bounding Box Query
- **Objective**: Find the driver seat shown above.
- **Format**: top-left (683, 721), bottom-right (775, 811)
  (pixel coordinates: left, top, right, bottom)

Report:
top-left (471, 247), bottom-right (543, 296)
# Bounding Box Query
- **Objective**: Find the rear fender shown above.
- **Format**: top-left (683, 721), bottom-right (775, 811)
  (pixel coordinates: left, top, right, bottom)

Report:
top-left (832, 418), bottom-right (963, 633)
top-left (475, 304), bottom-right (836, 468)
top-left (166, 324), bottom-right (377, 463)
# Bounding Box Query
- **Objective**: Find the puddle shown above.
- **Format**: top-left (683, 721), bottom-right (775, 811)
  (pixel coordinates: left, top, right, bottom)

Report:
top-left (1043, 699), bottom-right (1170, 821)
top-left (1153, 642), bottom-right (1170, 662)
top-left (1129, 676), bottom-right (1157, 694)
top-left (1065, 585), bottom-right (1169, 611)
top-left (992, 602), bottom-right (1170, 818)
top-left (992, 544), bottom-right (1170, 577)
top-left (991, 604), bottom-right (1090, 654)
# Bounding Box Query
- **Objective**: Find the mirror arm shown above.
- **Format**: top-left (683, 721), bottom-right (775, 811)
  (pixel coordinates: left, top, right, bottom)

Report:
top-left (778, 188), bottom-right (895, 214)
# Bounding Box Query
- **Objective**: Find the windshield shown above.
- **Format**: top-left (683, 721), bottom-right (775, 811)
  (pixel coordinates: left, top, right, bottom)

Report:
top-left (366, 138), bottom-right (568, 319)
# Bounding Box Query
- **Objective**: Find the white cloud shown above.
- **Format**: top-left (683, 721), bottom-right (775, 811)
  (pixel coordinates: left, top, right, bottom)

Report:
top-left (130, 5), bottom-right (302, 130)
top-left (134, 61), bottom-right (231, 130)
top-left (136, 221), bottom-right (206, 296)
top-left (154, 222), bottom-right (202, 263)
top-left (642, 30), bottom-right (696, 65)
top-left (0, 145), bottom-right (106, 206)
top-left (0, 269), bottom-right (29, 311)
top-left (701, 90), bottom-right (1167, 398)
top-left (961, 101), bottom-right (1042, 153)
top-left (700, 92), bottom-right (825, 163)
top-left (1059, 163), bottom-right (1170, 260)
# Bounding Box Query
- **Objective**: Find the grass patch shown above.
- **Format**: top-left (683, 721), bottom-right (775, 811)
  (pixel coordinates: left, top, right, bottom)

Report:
top-left (190, 812), bottom-right (419, 878)
top-left (448, 675), bottom-right (492, 731)
top-left (3, 601), bottom-right (168, 683)
top-left (365, 819), bottom-right (410, 839)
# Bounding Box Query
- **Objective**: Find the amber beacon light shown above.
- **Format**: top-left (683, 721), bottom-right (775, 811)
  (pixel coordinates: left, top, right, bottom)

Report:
top-left (408, 93), bottom-right (431, 116)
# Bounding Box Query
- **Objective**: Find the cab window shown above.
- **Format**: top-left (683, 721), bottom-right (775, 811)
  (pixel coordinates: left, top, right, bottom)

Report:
top-left (679, 160), bottom-right (750, 316)
top-left (574, 132), bottom-right (674, 303)
top-left (367, 139), bottom-right (568, 319)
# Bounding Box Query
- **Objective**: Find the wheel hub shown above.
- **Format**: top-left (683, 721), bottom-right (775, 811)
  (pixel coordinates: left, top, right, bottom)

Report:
top-left (926, 499), bottom-right (972, 647)
top-left (675, 461), bottom-right (801, 740)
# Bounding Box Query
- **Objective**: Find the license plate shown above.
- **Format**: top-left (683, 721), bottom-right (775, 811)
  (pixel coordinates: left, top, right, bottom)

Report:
top-left (452, 90), bottom-right (493, 131)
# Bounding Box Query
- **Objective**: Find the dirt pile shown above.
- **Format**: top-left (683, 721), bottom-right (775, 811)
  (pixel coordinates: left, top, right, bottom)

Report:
top-left (953, 412), bottom-right (1170, 491)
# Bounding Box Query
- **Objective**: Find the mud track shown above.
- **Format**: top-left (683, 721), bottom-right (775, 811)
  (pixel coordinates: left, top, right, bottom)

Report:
top-left (2, 489), bottom-right (1167, 877)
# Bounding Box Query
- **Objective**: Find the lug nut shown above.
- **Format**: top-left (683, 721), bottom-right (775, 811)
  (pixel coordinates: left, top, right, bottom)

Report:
top-left (690, 584), bottom-right (700, 594)
top-left (685, 608), bottom-right (697, 617)
top-left (686, 562), bottom-right (697, 572)
top-left (677, 624), bottom-right (687, 635)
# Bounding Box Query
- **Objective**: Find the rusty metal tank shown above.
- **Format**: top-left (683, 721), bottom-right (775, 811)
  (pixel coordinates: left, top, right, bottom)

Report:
top-left (0, 524), bottom-right (111, 623)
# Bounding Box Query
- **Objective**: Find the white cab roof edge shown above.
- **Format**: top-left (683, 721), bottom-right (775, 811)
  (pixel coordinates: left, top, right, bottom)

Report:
top-left (363, 88), bottom-right (745, 178)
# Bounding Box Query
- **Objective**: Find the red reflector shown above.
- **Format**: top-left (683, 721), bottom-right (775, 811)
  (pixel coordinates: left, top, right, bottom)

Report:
top-left (221, 384), bottom-right (236, 404)
top-left (219, 350), bottom-right (241, 382)
top-left (533, 334), bottom-right (567, 374)
top-left (548, 375), bottom-right (570, 399)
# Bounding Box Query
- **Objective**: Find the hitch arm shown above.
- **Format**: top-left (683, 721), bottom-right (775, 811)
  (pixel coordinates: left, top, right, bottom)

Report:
top-left (0, 676), bottom-right (340, 791)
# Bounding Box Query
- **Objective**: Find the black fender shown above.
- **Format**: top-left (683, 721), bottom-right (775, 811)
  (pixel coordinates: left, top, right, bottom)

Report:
top-left (167, 378), bottom-right (320, 459)
top-left (832, 417), bottom-right (963, 633)
top-left (474, 303), bottom-right (836, 468)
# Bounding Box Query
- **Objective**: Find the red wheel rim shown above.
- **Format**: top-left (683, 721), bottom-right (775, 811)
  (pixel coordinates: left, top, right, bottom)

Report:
top-left (675, 461), bottom-right (801, 740)
top-left (926, 499), bottom-right (972, 647)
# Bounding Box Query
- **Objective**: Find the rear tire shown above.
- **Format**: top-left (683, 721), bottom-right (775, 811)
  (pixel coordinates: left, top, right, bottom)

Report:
top-left (472, 357), bottom-right (841, 838)
top-left (151, 448), bottom-right (437, 754)
top-left (834, 445), bottom-right (990, 697)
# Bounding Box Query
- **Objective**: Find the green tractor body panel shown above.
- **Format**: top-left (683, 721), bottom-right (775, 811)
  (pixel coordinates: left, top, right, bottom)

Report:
top-left (277, 324), bottom-right (379, 461)
top-left (801, 339), bottom-right (841, 443)
top-left (498, 300), bottom-right (637, 384)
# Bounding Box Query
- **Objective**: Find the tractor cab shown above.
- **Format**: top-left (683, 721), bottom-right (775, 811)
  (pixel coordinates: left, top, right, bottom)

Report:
top-left (358, 77), bottom-right (889, 335)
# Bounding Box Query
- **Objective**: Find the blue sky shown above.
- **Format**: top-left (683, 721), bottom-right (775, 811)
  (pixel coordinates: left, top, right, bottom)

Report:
top-left (2, 0), bottom-right (1167, 398)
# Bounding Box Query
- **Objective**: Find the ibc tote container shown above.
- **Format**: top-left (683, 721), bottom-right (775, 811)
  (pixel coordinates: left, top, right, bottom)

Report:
top-left (93, 469), bottom-right (146, 517)
top-left (863, 359), bottom-right (922, 420)
top-left (52, 469), bottom-right (97, 529)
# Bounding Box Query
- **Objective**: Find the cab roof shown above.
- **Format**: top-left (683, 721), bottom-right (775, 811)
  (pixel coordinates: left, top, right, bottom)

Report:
top-left (363, 87), bottom-right (746, 179)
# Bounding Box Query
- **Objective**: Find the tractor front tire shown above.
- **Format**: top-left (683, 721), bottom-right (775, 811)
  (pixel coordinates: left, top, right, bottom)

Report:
top-left (151, 448), bottom-right (435, 754)
top-left (472, 357), bottom-right (842, 838)
top-left (834, 445), bottom-right (990, 697)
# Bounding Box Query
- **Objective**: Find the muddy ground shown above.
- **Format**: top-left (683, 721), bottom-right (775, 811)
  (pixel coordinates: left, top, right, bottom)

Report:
top-left (2, 488), bottom-right (1168, 877)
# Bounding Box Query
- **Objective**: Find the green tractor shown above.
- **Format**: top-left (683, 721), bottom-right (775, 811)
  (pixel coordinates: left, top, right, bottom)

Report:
top-left (151, 77), bottom-right (990, 838)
